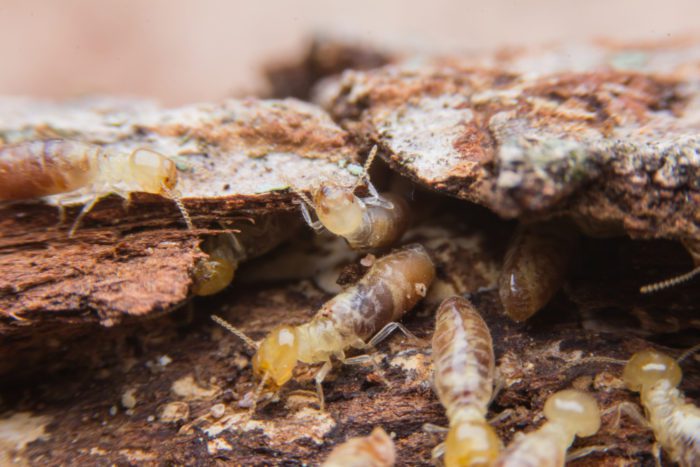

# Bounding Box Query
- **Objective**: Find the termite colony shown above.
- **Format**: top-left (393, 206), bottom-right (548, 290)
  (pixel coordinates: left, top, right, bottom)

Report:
top-left (2, 135), bottom-right (698, 466)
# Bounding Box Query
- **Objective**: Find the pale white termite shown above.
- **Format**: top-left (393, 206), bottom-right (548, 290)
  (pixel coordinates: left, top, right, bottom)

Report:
top-left (322, 426), bottom-right (396, 467)
top-left (494, 389), bottom-right (601, 467)
top-left (622, 349), bottom-right (700, 466)
top-left (430, 296), bottom-right (501, 467)
top-left (212, 243), bottom-right (436, 414)
top-left (0, 139), bottom-right (191, 235)
top-left (297, 146), bottom-right (410, 250)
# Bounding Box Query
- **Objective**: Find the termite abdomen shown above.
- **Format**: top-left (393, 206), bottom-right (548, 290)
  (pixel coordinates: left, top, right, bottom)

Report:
top-left (0, 140), bottom-right (99, 200)
top-left (432, 296), bottom-right (500, 467)
top-left (322, 427), bottom-right (396, 467)
top-left (498, 220), bottom-right (578, 322)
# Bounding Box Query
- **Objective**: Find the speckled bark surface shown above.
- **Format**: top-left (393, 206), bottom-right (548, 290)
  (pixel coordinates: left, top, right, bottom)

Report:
top-left (320, 39), bottom-right (700, 244)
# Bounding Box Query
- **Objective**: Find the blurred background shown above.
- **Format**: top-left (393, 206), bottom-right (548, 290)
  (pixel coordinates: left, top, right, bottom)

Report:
top-left (0, 0), bottom-right (697, 105)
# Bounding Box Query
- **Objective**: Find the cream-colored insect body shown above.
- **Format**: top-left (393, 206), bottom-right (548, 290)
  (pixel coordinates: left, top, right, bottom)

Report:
top-left (495, 389), bottom-right (601, 467)
top-left (322, 427), bottom-right (396, 467)
top-left (640, 239), bottom-right (700, 293)
top-left (192, 233), bottom-right (240, 296)
top-left (622, 349), bottom-right (700, 466)
top-left (498, 220), bottom-right (578, 322)
top-left (213, 243), bottom-right (435, 412)
top-left (431, 296), bottom-right (501, 467)
top-left (0, 139), bottom-right (190, 235)
top-left (298, 146), bottom-right (410, 250)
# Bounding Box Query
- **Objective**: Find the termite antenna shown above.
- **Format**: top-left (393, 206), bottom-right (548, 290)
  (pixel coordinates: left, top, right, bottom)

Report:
top-left (352, 144), bottom-right (379, 192)
top-left (640, 266), bottom-right (700, 294)
top-left (163, 188), bottom-right (194, 230)
top-left (677, 343), bottom-right (700, 363)
top-left (211, 315), bottom-right (258, 351)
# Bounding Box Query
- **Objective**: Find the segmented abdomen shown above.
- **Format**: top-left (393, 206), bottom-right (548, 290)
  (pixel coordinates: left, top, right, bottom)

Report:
top-left (432, 296), bottom-right (495, 422)
top-left (498, 220), bottom-right (578, 322)
top-left (644, 382), bottom-right (700, 467)
top-left (319, 243), bottom-right (435, 341)
top-left (0, 140), bottom-right (100, 200)
top-left (495, 425), bottom-right (566, 467)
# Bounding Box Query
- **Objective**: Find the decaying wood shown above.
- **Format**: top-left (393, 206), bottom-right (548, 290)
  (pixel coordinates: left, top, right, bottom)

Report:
top-left (0, 97), bottom-right (358, 331)
top-left (1, 201), bottom-right (698, 465)
top-left (319, 38), bottom-right (700, 243)
top-left (1, 38), bottom-right (700, 466)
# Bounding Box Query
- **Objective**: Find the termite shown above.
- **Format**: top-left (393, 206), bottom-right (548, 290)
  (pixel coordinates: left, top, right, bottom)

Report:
top-left (498, 220), bottom-right (578, 322)
top-left (428, 296), bottom-right (501, 467)
top-left (192, 213), bottom-right (300, 296)
top-left (494, 389), bottom-right (601, 467)
top-left (322, 426), bottom-right (396, 467)
top-left (640, 238), bottom-right (700, 294)
top-left (0, 139), bottom-right (192, 235)
top-left (296, 146), bottom-right (410, 250)
top-left (621, 349), bottom-right (700, 466)
top-left (212, 243), bottom-right (435, 414)
top-left (192, 233), bottom-right (240, 296)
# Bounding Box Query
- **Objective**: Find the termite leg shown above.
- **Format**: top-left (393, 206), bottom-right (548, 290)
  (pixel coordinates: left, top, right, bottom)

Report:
top-left (565, 445), bottom-right (609, 463)
top-left (342, 353), bottom-right (389, 386)
top-left (68, 194), bottom-right (105, 237)
top-left (488, 408), bottom-right (516, 425)
top-left (367, 321), bottom-right (421, 348)
top-left (245, 372), bottom-right (270, 422)
top-left (431, 442), bottom-right (446, 463)
top-left (652, 442), bottom-right (662, 467)
top-left (314, 360), bottom-right (333, 411)
top-left (603, 401), bottom-right (648, 429)
top-left (299, 200), bottom-right (324, 231)
top-left (361, 180), bottom-right (394, 209)
top-left (422, 423), bottom-right (449, 434)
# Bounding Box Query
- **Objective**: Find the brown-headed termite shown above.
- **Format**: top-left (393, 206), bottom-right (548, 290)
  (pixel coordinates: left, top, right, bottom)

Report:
top-left (640, 238), bottom-right (700, 294)
top-left (498, 220), bottom-right (578, 322)
top-left (0, 139), bottom-right (192, 235)
top-left (427, 296), bottom-right (501, 467)
top-left (212, 243), bottom-right (435, 416)
top-left (295, 146), bottom-right (410, 250)
top-left (322, 426), bottom-right (396, 467)
top-left (494, 389), bottom-right (601, 467)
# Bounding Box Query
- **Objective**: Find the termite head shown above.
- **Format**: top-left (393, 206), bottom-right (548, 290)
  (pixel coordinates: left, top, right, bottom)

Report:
top-left (444, 419), bottom-right (501, 467)
top-left (543, 389), bottom-right (601, 437)
top-left (622, 349), bottom-right (682, 393)
top-left (313, 183), bottom-right (364, 236)
top-left (128, 149), bottom-right (178, 194)
top-left (252, 325), bottom-right (300, 388)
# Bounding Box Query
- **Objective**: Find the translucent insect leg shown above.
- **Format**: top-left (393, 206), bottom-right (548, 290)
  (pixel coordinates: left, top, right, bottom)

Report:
top-left (604, 401), bottom-right (649, 430)
top-left (422, 423), bottom-right (449, 434)
top-left (431, 442), bottom-right (446, 464)
top-left (565, 445), bottom-right (609, 463)
top-left (68, 195), bottom-right (103, 237)
top-left (245, 371), bottom-right (270, 422)
top-left (342, 353), bottom-right (389, 386)
top-left (210, 315), bottom-right (258, 351)
top-left (362, 181), bottom-right (394, 209)
top-left (367, 321), bottom-right (422, 348)
top-left (640, 266), bottom-right (700, 294)
top-left (315, 360), bottom-right (333, 411)
top-left (488, 408), bottom-right (516, 425)
top-left (299, 199), bottom-right (324, 231)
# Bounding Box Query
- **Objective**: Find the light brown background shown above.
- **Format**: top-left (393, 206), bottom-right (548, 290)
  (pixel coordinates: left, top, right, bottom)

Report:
top-left (0, 0), bottom-right (697, 104)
